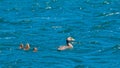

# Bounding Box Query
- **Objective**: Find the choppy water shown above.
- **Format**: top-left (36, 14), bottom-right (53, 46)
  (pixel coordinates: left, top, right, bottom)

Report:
top-left (0, 0), bottom-right (120, 68)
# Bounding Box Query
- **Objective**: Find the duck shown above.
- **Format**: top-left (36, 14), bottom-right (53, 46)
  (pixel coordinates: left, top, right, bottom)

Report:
top-left (19, 43), bottom-right (24, 49)
top-left (24, 43), bottom-right (30, 50)
top-left (33, 47), bottom-right (38, 52)
top-left (58, 37), bottom-right (75, 51)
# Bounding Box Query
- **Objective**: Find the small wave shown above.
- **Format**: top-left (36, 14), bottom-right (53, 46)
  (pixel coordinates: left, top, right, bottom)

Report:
top-left (74, 64), bottom-right (93, 68)
top-left (105, 12), bottom-right (120, 16)
top-left (0, 30), bottom-right (15, 33)
top-left (96, 12), bottom-right (120, 17)
top-left (45, 6), bottom-right (52, 10)
top-left (57, 28), bottom-right (73, 33)
top-left (0, 17), bottom-right (6, 23)
top-left (112, 44), bottom-right (120, 50)
top-left (93, 44), bottom-right (120, 55)
top-left (9, 19), bottom-right (33, 25)
top-left (3, 7), bottom-right (19, 12)
top-left (91, 19), bottom-right (120, 31)
top-left (4, 37), bottom-right (15, 39)
top-left (52, 26), bottom-right (62, 29)
top-left (0, 37), bottom-right (16, 40)
top-left (0, 17), bottom-right (33, 26)
top-left (41, 17), bottom-right (50, 20)
top-left (103, 1), bottom-right (110, 4)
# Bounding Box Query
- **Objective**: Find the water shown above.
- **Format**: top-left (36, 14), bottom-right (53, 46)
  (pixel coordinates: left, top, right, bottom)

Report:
top-left (0, 0), bottom-right (120, 68)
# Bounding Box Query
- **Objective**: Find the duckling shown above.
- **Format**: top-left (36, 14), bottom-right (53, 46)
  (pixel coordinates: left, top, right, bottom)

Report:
top-left (33, 47), bottom-right (38, 52)
top-left (24, 43), bottom-right (30, 50)
top-left (19, 43), bottom-right (24, 49)
top-left (58, 37), bottom-right (75, 51)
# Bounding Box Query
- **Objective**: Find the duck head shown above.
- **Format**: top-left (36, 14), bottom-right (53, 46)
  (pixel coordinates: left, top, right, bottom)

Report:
top-left (33, 47), bottom-right (38, 52)
top-left (19, 43), bottom-right (24, 49)
top-left (66, 37), bottom-right (75, 43)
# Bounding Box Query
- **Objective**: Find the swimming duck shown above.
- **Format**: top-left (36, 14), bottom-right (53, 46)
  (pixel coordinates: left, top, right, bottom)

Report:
top-left (58, 37), bottom-right (75, 51)
top-left (19, 43), bottom-right (24, 49)
top-left (33, 47), bottom-right (38, 52)
top-left (24, 43), bottom-right (30, 50)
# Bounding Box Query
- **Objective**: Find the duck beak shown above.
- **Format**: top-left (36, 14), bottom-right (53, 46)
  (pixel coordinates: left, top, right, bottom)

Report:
top-left (72, 38), bottom-right (75, 41)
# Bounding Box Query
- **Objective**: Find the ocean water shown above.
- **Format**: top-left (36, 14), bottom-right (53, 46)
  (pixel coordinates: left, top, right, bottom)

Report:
top-left (0, 0), bottom-right (120, 68)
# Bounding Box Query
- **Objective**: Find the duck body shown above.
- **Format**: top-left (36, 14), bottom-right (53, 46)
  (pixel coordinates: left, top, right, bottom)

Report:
top-left (24, 43), bottom-right (30, 50)
top-left (33, 47), bottom-right (38, 52)
top-left (58, 45), bottom-right (73, 51)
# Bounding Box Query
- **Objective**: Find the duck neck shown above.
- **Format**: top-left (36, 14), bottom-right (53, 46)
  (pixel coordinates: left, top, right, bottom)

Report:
top-left (66, 40), bottom-right (72, 46)
top-left (66, 40), bottom-right (69, 45)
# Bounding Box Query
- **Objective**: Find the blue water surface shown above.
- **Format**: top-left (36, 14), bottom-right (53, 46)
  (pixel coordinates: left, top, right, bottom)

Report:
top-left (0, 0), bottom-right (120, 68)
